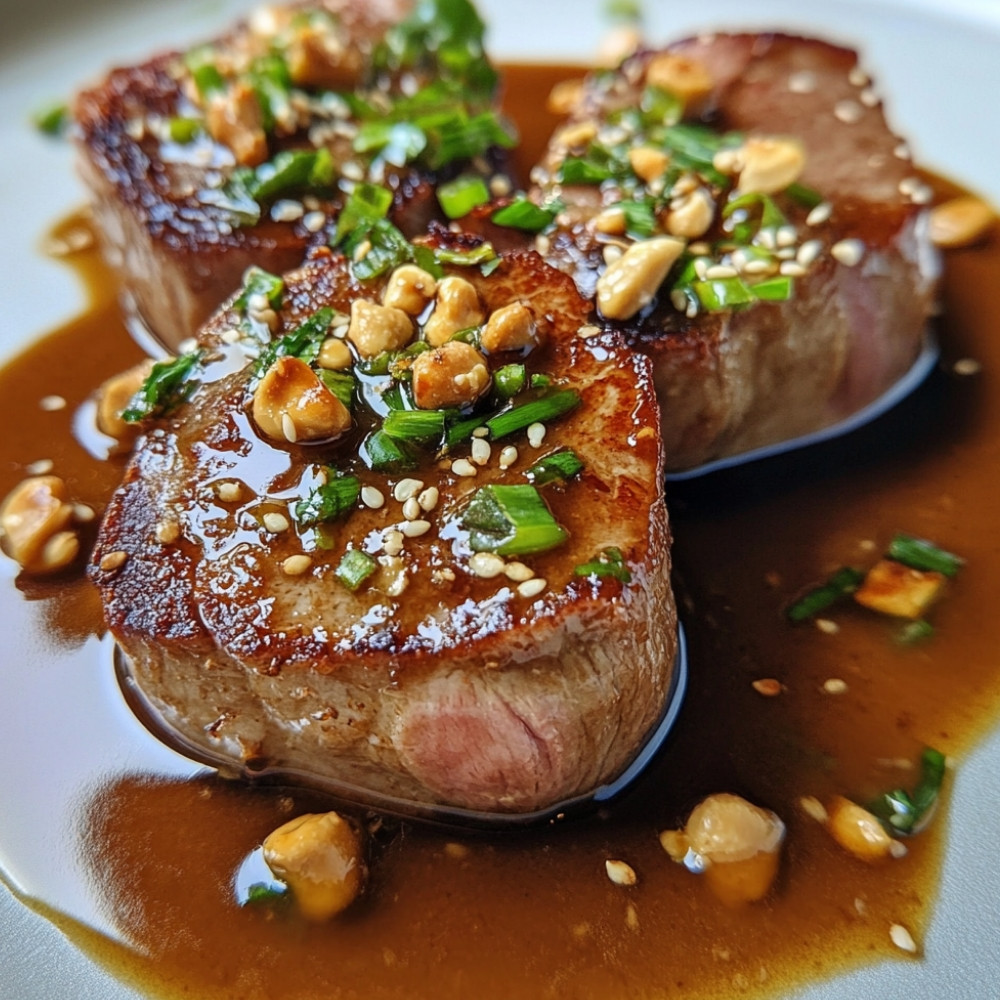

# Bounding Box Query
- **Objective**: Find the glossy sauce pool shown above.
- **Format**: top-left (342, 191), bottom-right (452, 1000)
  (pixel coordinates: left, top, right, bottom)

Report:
top-left (2, 63), bottom-right (1000, 999)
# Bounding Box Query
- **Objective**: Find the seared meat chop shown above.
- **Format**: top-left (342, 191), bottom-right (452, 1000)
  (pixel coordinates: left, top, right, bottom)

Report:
top-left (90, 245), bottom-right (677, 816)
top-left (529, 34), bottom-right (940, 470)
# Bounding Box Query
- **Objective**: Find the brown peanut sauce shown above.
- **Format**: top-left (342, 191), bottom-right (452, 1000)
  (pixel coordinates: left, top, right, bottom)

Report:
top-left (2, 62), bottom-right (1000, 999)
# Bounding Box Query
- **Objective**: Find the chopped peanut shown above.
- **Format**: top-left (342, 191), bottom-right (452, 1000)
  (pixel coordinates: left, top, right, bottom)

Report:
top-left (252, 356), bottom-right (351, 444)
top-left (422, 276), bottom-right (485, 347)
top-left (826, 795), bottom-right (896, 862)
top-left (411, 342), bottom-right (491, 410)
top-left (735, 137), bottom-right (807, 195)
top-left (95, 359), bottom-right (154, 450)
top-left (346, 299), bottom-right (414, 358)
top-left (546, 78), bottom-right (585, 116)
top-left (928, 195), bottom-right (997, 249)
top-left (555, 120), bottom-right (598, 151)
top-left (263, 811), bottom-right (366, 921)
top-left (286, 24), bottom-right (359, 91)
top-left (205, 81), bottom-right (268, 167)
top-left (0, 475), bottom-right (79, 574)
top-left (382, 264), bottom-right (439, 316)
top-left (853, 559), bottom-right (946, 619)
top-left (629, 146), bottom-right (671, 185)
top-left (596, 236), bottom-right (686, 320)
top-left (665, 188), bottom-right (715, 239)
top-left (644, 53), bottom-right (714, 111)
top-left (480, 302), bottom-right (539, 353)
top-left (316, 337), bottom-right (353, 371)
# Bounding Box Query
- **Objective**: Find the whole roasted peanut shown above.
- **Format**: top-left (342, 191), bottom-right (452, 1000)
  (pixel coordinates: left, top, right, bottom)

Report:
top-left (423, 276), bottom-right (486, 347)
top-left (735, 137), bottom-right (806, 195)
top-left (480, 302), bottom-right (540, 354)
top-left (263, 811), bottom-right (366, 921)
top-left (666, 188), bottom-right (715, 239)
top-left (0, 475), bottom-right (79, 574)
top-left (412, 341), bottom-right (491, 410)
top-left (252, 356), bottom-right (351, 444)
top-left (95, 359), bottom-right (154, 449)
top-left (644, 53), bottom-right (714, 111)
top-left (316, 337), bottom-right (353, 371)
top-left (596, 236), bottom-right (686, 320)
top-left (382, 264), bottom-right (439, 316)
top-left (629, 146), bottom-right (671, 185)
top-left (346, 299), bottom-right (414, 358)
top-left (826, 795), bottom-right (897, 862)
top-left (928, 195), bottom-right (997, 249)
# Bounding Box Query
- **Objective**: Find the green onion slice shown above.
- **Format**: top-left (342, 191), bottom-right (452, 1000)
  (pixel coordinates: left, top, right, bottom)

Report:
top-left (786, 567), bottom-right (865, 622)
top-left (360, 429), bottom-right (417, 471)
top-left (887, 534), bottom-right (964, 578)
top-left (293, 474), bottom-right (361, 527)
top-left (382, 409), bottom-right (446, 442)
top-left (490, 198), bottom-right (560, 233)
top-left (486, 389), bottom-right (581, 440)
top-left (32, 100), bottom-right (70, 137)
top-left (461, 484), bottom-right (568, 556)
top-left (317, 370), bottom-right (356, 410)
top-left (493, 364), bottom-right (526, 399)
top-left (868, 747), bottom-right (947, 836)
top-left (335, 548), bottom-right (377, 592)
top-left (234, 266), bottom-right (284, 315)
top-left (437, 173), bottom-right (491, 219)
top-left (527, 448), bottom-right (584, 485)
top-left (252, 307), bottom-right (336, 376)
top-left (122, 351), bottom-right (205, 423)
top-left (574, 546), bottom-right (631, 583)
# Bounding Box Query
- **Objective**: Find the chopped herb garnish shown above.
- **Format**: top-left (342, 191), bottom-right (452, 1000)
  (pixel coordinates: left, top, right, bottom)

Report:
top-left (786, 182), bottom-right (824, 209)
top-left (335, 548), bottom-right (377, 592)
top-left (748, 276), bottom-right (794, 302)
top-left (616, 198), bottom-right (658, 238)
top-left (317, 370), bottom-right (356, 410)
top-left (244, 882), bottom-right (288, 905)
top-left (32, 100), bottom-right (69, 137)
top-left (335, 183), bottom-right (394, 244)
top-left (437, 174), bottom-right (491, 219)
top-left (490, 198), bottom-right (561, 233)
top-left (382, 408), bottom-right (446, 442)
top-left (461, 484), bottom-right (568, 556)
top-left (122, 351), bottom-right (205, 423)
top-left (293, 474), bottom-right (361, 527)
top-left (527, 448), bottom-right (585, 485)
top-left (184, 48), bottom-right (226, 100)
top-left (868, 747), bottom-right (947, 836)
top-left (360, 429), bottom-right (417, 471)
top-left (786, 567), bottom-right (865, 622)
top-left (433, 242), bottom-right (499, 272)
top-left (350, 218), bottom-right (416, 281)
top-left (252, 307), bottom-right (336, 376)
top-left (887, 534), bottom-right (964, 578)
top-left (354, 120), bottom-right (427, 166)
top-left (692, 276), bottom-right (756, 311)
top-left (167, 117), bottom-right (202, 143)
top-left (574, 546), bottom-right (631, 582)
top-left (493, 364), bottom-right (526, 399)
top-left (485, 389), bottom-right (581, 440)
top-left (234, 266), bottom-right (284, 314)
top-left (898, 619), bottom-right (935, 645)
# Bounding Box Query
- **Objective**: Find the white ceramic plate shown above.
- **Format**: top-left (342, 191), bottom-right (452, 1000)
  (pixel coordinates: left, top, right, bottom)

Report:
top-left (1, 1), bottom-right (999, 997)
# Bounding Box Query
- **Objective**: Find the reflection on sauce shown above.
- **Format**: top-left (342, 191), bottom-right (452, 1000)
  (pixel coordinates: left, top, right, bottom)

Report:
top-left (2, 63), bottom-right (1000, 1000)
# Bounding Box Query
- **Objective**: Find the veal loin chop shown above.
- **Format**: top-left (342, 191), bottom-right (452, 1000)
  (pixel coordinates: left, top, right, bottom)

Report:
top-left (530, 34), bottom-right (940, 471)
top-left (90, 244), bottom-right (678, 817)
top-left (73, 0), bottom-right (514, 352)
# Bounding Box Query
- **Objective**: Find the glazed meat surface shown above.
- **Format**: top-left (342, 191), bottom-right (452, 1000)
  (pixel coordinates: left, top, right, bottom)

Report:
top-left (90, 246), bottom-right (677, 817)
top-left (530, 34), bottom-right (940, 470)
top-left (73, 0), bottom-right (514, 351)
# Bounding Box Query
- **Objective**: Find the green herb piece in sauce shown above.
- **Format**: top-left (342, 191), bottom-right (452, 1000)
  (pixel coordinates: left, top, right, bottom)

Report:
top-left (359, 429), bottom-right (418, 472)
top-left (167, 117), bottom-right (202, 143)
top-left (868, 747), bottom-right (947, 836)
top-left (574, 546), bottom-right (631, 583)
top-left (527, 448), bottom-right (585, 485)
top-left (490, 197), bottom-right (561, 233)
top-left (887, 534), bottom-right (964, 578)
top-left (317, 370), bottom-right (356, 410)
top-left (294, 474), bottom-right (361, 528)
top-left (122, 351), bottom-right (205, 423)
top-left (252, 307), bottom-right (336, 376)
top-left (485, 389), bottom-right (581, 440)
top-left (437, 173), bottom-right (491, 219)
top-left (461, 484), bottom-right (568, 556)
top-left (382, 408), bottom-right (446, 442)
top-left (32, 100), bottom-right (70, 137)
top-left (234, 267), bottom-right (285, 315)
top-left (493, 364), bottom-right (526, 399)
top-left (244, 882), bottom-right (288, 906)
top-left (335, 548), bottom-right (377, 592)
top-left (786, 567), bottom-right (865, 623)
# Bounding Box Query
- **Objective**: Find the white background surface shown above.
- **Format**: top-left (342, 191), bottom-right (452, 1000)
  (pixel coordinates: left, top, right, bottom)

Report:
top-left (1, 1), bottom-right (999, 998)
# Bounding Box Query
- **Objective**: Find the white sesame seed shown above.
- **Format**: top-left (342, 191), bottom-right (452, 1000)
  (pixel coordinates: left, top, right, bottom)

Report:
top-left (831, 239), bottom-right (865, 267)
top-left (688, 241), bottom-right (712, 256)
top-left (504, 561), bottom-right (534, 582)
top-left (534, 234), bottom-right (551, 257)
top-left (860, 88), bottom-right (880, 108)
top-left (392, 478), bottom-right (424, 502)
top-left (779, 261), bottom-right (807, 277)
top-left (216, 481), bottom-right (242, 503)
top-left (605, 859), bottom-right (637, 886)
top-left (776, 247), bottom-right (796, 261)
top-left (815, 617), bottom-right (840, 634)
top-left (797, 239), bottom-right (823, 266)
top-left (849, 66), bottom-right (871, 87)
top-left (154, 519), bottom-right (180, 544)
top-left (302, 210), bottom-right (327, 233)
top-left (517, 577), bottom-right (547, 599)
top-left (470, 437), bottom-right (492, 467)
top-left (472, 426), bottom-right (490, 438)
top-left (756, 228), bottom-right (777, 251)
top-left (25, 459), bottom-right (54, 476)
top-left (270, 199), bottom-right (304, 223)
top-left (383, 529), bottom-right (405, 556)
top-left (73, 503), bottom-right (96, 524)
top-left (282, 554), bottom-right (313, 576)
top-left (526, 423), bottom-right (547, 448)
top-left (402, 496), bottom-right (422, 520)
top-left (799, 796), bottom-right (829, 823)
top-left (178, 337), bottom-right (199, 355)
top-left (776, 225), bottom-right (799, 248)
top-left (499, 445), bottom-right (518, 470)
top-left (823, 678), bottom-right (848, 694)
top-left (693, 257), bottom-right (710, 279)
top-left (704, 264), bottom-right (738, 280)
top-left (281, 413), bottom-right (298, 443)
top-left (889, 840), bottom-right (909, 859)
top-left (602, 244), bottom-right (623, 266)
top-left (490, 174), bottom-right (512, 198)
top-left (433, 567), bottom-right (457, 584)
top-left (889, 924), bottom-right (918, 954)
top-left (262, 512), bottom-right (290, 533)
top-left (469, 552), bottom-right (506, 578)
top-left (221, 328), bottom-right (242, 344)
top-left (100, 550), bottom-right (128, 572)
top-left (894, 141), bottom-right (912, 161)
top-left (418, 487), bottom-right (439, 512)
top-left (400, 519), bottom-right (431, 537)
top-left (787, 69), bottom-right (818, 94)
top-left (670, 289), bottom-right (688, 311)
top-left (451, 458), bottom-right (477, 477)
top-left (577, 324), bottom-right (601, 339)
top-left (806, 202), bottom-right (832, 227)
top-left (953, 358), bottom-right (982, 376)
top-left (834, 99), bottom-right (864, 124)
top-left (341, 160), bottom-right (364, 181)
top-left (361, 486), bottom-right (385, 509)
top-left (39, 394), bottom-right (67, 412)
top-left (742, 259), bottom-right (772, 275)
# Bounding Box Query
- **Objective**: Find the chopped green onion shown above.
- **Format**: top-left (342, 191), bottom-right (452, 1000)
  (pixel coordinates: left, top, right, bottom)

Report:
top-left (122, 351), bottom-right (205, 423)
top-left (485, 389), bottom-right (581, 440)
top-left (530, 373), bottom-right (553, 389)
top-left (437, 174), bottom-right (491, 219)
top-left (335, 549), bottom-right (377, 592)
top-left (360, 429), bottom-right (417, 471)
top-left (692, 276), bottom-right (756, 311)
top-left (461, 484), bottom-right (568, 556)
top-left (444, 412), bottom-right (489, 448)
top-left (244, 882), bottom-right (288, 905)
top-left (898, 619), bottom-right (935, 645)
top-left (354, 120), bottom-right (428, 166)
top-left (350, 219), bottom-right (415, 281)
top-left (493, 364), bottom-right (526, 399)
top-left (749, 276), bottom-right (794, 302)
top-left (559, 155), bottom-right (618, 185)
top-left (335, 183), bottom-right (394, 244)
top-left (425, 110), bottom-right (515, 170)
top-left (616, 198), bottom-right (658, 238)
top-left (786, 567), bottom-right (865, 622)
top-left (317, 370), bottom-right (356, 410)
top-left (574, 546), bottom-right (631, 582)
top-left (868, 747), bottom-right (947, 836)
top-left (638, 85), bottom-right (684, 129)
top-left (786, 182), bottom-right (823, 209)
top-left (490, 198), bottom-right (560, 233)
top-left (167, 117), bottom-right (202, 143)
top-left (527, 448), bottom-right (584, 485)
top-left (234, 266), bottom-right (284, 314)
top-left (247, 148), bottom-right (335, 204)
top-left (187, 57), bottom-right (226, 100)
top-left (382, 409), bottom-right (446, 442)
top-left (432, 242), bottom-right (498, 270)
top-left (887, 534), bottom-right (964, 578)
top-left (293, 474), bottom-right (361, 527)
top-left (32, 101), bottom-right (69, 137)
top-left (252, 307), bottom-right (335, 376)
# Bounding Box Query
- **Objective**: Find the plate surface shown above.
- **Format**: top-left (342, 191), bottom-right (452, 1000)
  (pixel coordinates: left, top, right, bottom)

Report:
top-left (1, 1), bottom-right (999, 998)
